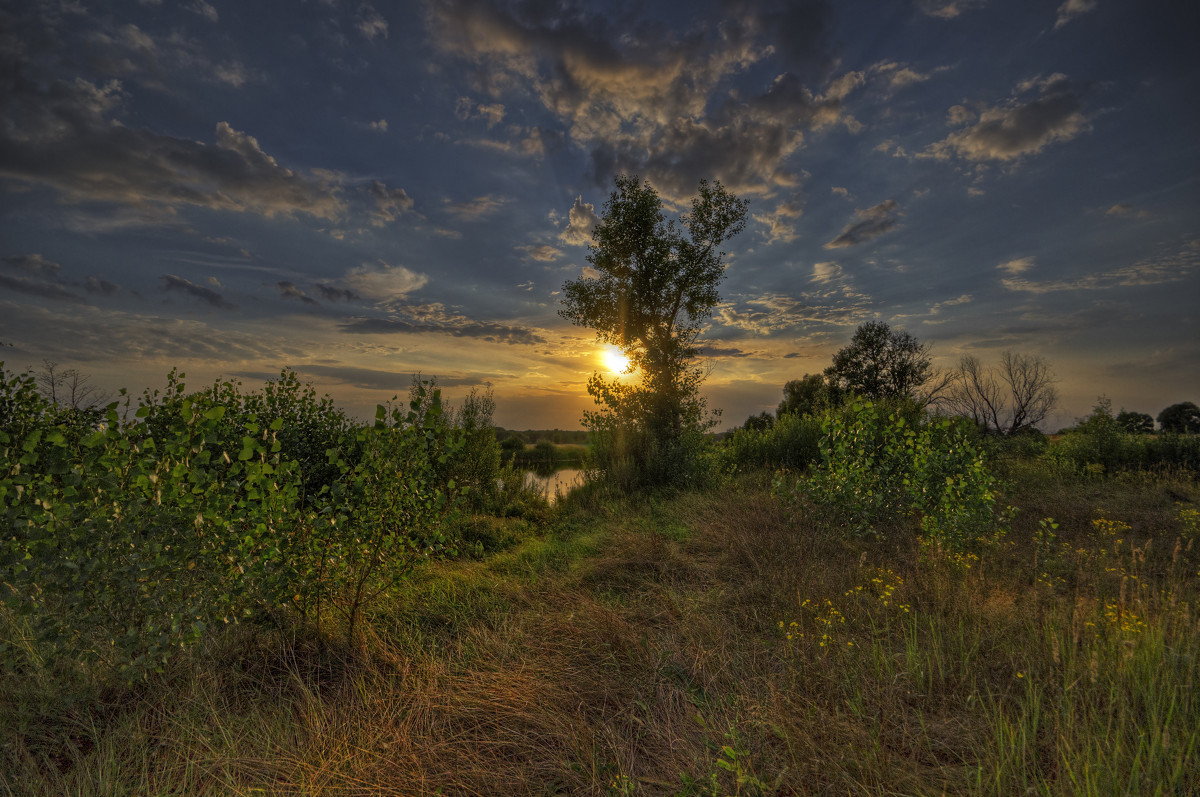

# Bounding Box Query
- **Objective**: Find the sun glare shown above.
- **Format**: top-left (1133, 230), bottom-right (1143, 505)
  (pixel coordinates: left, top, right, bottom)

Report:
top-left (600, 345), bottom-right (631, 374)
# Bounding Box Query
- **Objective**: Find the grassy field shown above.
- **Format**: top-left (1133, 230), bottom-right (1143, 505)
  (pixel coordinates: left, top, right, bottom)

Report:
top-left (4, 459), bottom-right (1199, 795)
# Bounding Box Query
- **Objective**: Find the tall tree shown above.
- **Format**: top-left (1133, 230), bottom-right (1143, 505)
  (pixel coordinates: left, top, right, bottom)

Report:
top-left (945, 351), bottom-right (1058, 434)
top-left (824, 322), bottom-right (946, 405)
top-left (560, 175), bottom-right (747, 485)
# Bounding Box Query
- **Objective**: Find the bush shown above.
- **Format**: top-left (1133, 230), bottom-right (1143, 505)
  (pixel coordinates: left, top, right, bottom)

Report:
top-left (723, 412), bottom-right (822, 472)
top-left (778, 400), bottom-right (1003, 549)
top-left (0, 365), bottom-right (463, 680)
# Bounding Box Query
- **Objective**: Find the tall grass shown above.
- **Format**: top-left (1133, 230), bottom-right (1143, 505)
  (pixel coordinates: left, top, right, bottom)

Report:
top-left (3, 457), bottom-right (1198, 794)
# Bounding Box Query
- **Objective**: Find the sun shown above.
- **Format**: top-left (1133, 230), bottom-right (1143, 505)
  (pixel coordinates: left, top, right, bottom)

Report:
top-left (600, 344), bottom-right (631, 374)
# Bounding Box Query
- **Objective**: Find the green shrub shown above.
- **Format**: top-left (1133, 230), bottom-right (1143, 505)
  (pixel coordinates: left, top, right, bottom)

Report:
top-left (778, 400), bottom-right (1003, 549)
top-left (0, 365), bottom-right (463, 680)
top-left (723, 411), bottom-right (821, 472)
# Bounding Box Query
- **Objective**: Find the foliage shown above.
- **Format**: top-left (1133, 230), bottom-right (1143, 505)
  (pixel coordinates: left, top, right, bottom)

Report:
top-left (776, 373), bottom-right (830, 418)
top-left (0, 364), bottom-right (463, 679)
top-left (1157, 400), bottom-right (1200, 434)
top-left (1115, 409), bottom-right (1154, 435)
top-left (824, 322), bottom-right (947, 406)
top-left (782, 400), bottom-right (1003, 548)
top-left (560, 175), bottom-right (747, 488)
top-left (741, 411), bottom-right (774, 432)
top-left (448, 384), bottom-right (503, 508)
top-left (945, 351), bottom-right (1058, 435)
top-left (724, 411), bottom-right (822, 472)
top-left (1050, 397), bottom-right (1200, 473)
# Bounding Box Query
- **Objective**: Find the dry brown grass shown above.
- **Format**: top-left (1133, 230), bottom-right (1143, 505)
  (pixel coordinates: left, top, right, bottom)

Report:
top-left (5, 467), bottom-right (1199, 795)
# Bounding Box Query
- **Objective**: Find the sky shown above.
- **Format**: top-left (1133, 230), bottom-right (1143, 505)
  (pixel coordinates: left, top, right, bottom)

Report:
top-left (1, 0), bottom-right (1198, 431)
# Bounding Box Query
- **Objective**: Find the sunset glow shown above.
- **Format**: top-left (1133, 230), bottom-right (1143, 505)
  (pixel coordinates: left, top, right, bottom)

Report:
top-left (1, 3), bottom-right (1195, 430)
top-left (600, 345), bottom-right (632, 376)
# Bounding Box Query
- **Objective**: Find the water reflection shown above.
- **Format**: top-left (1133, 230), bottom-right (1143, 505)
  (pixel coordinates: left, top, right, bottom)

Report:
top-left (524, 468), bottom-right (584, 504)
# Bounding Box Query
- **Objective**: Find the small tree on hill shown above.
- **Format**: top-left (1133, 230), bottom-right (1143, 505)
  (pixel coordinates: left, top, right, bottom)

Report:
top-left (560, 175), bottom-right (748, 486)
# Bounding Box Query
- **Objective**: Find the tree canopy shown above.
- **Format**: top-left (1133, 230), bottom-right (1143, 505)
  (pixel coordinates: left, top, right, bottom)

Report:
top-left (1158, 401), bottom-right (1200, 434)
top-left (559, 175), bottom-right (747, 485)
top-left (824, 322), bottom-right (942, 405)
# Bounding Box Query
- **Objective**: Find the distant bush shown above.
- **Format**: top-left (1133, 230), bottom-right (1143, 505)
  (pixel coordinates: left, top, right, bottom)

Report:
top-left (1050, 397), bottom-right (1200, 473)
top-left (723, 412), bottom-right (822, 472)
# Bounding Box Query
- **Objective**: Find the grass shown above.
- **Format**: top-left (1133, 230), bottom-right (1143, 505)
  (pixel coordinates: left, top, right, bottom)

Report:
top-left (3, 462), bottom-right (1199, 795)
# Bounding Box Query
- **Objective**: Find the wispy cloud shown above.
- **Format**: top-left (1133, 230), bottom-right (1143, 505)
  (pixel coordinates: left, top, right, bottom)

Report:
top-left (825, 200), bottom-right (901, 248)
top-left (161, 274), bottom-right (236, 309)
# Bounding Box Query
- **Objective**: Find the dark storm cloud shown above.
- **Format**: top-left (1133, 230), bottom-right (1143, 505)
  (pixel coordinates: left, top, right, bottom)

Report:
top-left (926, 75), bottom-right (1089, 162)
top-left (161, 274), bottom-right (235, 309)
top-left (825, 200), bottom-right (901, 248)
top-left (426, 0), bottom-right (848, 199)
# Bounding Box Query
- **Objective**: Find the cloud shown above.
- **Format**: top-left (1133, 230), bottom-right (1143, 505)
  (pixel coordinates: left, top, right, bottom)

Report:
top-left (355, 3), bottom-right (389, 39)
top-left (1105, 203), bottom-right (1150, 219)
top-left (444, 194), bottom-right (512, 220)
top-left (187, 0), bottom-right (218, 23)
top-left (1, 300), bottom-right (290, 364)
top-left (3, 253), bottom-right (62, 279)
top-left (426, 0), bottom-right (849, 200)
top-left (997, 256), bottom-right (1036, 275)
top-left (559, 196), bottom-right (602, 246)
top-left (999, 241), bottom-right (1200, 293)
top-left (295, 364), bottom-right (490, 391)
top-left (367, 180), bottom-right (414, 225)
top-left (517, 244), bottom-right (563, 262)
top-left (0, 254), bottom-right (85, 301)
top-left (455, 97), bottom-right (506, 128)
top-left (925, 75), bottom-right (1089, 162)
top-left (85, 276), bottom-right (120, 295)
top-left (367, 119), bottom-right (388, 133)
top-left (715, 288), bottom-right (872, 335)
top-left (278, 281), bottom-right (318, 305)
top-left (811, 261), bottom-right (842, 284)
top-left (161, 274), bottom-right (236, 309)
top-left (946, 105), bottom-right (975, 126)
top-left (339, 301), bottom-right (547, 345)
top-left (1054, 0), bottom-right (1097, 29)
top-left (0, 67), bottom-right (345, 222)
top-left (753, 195), bottom-right (806, 245)
top-left (918, 0), bottom-right (987, 19)
top-left (343, 262), bottom-right (429, 304)
top-left (315, 284), bottom-right (361, 302)
top-left (824, 199), bottom-right (901, 248)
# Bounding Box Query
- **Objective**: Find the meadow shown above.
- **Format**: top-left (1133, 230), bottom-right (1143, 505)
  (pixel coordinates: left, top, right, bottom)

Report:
top-left (2, 368), bottom-right (1198, 795)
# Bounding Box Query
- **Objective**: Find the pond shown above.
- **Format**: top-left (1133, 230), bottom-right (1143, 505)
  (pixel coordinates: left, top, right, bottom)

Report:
top-left (523, 468), bottom-right (584, 504)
